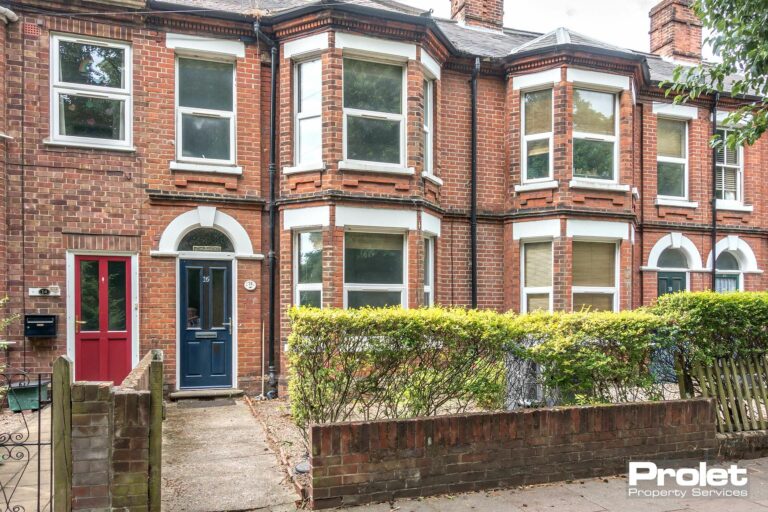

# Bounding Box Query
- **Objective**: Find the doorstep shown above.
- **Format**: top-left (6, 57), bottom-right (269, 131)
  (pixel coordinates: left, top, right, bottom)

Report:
top-left (169, 388), bottom-right (244, 401)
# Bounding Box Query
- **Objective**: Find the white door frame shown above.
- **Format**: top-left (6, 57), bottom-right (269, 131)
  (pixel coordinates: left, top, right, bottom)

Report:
top-left (65, 250), bottom-right (140, 378)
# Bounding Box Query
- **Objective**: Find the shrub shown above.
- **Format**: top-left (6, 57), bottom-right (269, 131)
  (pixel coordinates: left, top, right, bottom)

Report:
top-left (653, 291), bottom-right (768, 367)
top-left (516, 310), bottom-right (671, 404)
top-left (287, 307), bottom-right (522, 429)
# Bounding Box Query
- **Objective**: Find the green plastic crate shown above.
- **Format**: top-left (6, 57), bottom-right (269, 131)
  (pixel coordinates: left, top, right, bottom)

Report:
top-left (7, 381), bottom-right (49, 412)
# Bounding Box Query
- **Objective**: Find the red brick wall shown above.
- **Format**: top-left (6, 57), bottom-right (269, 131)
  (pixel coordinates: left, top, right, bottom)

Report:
top-left (649, 0), bottom-right (703, 63)
top-left (309, 399), bottom-right (717, 509)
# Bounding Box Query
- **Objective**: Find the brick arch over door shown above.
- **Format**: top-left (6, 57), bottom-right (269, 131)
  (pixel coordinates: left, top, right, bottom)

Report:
top-left (156, 206), bottom-right (255, 257)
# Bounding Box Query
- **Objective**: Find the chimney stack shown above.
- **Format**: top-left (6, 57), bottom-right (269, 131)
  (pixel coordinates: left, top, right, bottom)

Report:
top-left (649, 0), bottom-right (703, 63)
top-left (450, 0), bottom-right (504, 30)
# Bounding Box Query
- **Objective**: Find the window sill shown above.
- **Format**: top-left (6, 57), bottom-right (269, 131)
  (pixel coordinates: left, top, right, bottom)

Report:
top-left (716, 200), bottom-right (753, 213)
top-left (43, 138), bottom-right (136, 153)
top-left (283, 162), bottom-right (326, 175)
top-left (170, 161), bottom-right (243, 175)
top-left (569, 179), bottom-right (630, 192)
top-left (655, 198), bottom-right (699, 209)
top-left (422, 171), bottom-right (443, 186)
top-left (515, 180), bottom-right (558, 193)
top-left (338, 160), bottom-right (415, 175)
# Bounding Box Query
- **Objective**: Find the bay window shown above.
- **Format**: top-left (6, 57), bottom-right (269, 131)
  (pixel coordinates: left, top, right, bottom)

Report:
top-left (657, 118), bottom-right (688, 198)
top-left (715, 128), bottom-right (742, 202)
top-left (572, 89), bottom-right (617, 181)
top-left (50, 35), bottom-right (131, 148)
top-left (423, 79), bottom-right (434, 175)
top-left (176, 57), bottom-right (236, 165)
top-left (344, 232), bottom-right (405, 308)
top-left (522, 241), bottom-right (553, 312)
top-left (295, 59), bottom-right (322, 166)
top-left (572, 241), bottom-right (617, 311)
top-left (343, 58), bottom-right (405, 166)
top-left (522, 89), bottom-right (553, 181)
top-left (424, 237), bottom-right (434, 306)
top-left (295, 232), bottom-right (323, 307)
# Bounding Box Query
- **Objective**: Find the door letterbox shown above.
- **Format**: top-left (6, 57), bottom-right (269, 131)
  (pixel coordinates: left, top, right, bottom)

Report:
top-left (24, 315), bottom-right (57, 338)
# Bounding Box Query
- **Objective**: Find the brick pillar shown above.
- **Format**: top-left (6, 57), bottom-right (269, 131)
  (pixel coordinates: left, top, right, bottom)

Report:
top-left (71, 383), bottom-right (112, 510)
top-left (110, 390), bottom-right (151, 509)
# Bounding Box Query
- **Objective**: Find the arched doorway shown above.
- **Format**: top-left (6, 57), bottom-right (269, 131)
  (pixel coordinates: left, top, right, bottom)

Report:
top-left (657, 248), bottom-right (688, 297)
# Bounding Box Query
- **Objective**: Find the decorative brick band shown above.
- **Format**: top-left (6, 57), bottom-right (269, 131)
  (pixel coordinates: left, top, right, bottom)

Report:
top-left (309, 399), bottom-right (717, 509)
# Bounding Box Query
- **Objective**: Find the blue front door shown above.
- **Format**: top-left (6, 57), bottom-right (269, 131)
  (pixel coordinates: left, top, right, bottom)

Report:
top-left (180, 259), bottom-right (233, 388)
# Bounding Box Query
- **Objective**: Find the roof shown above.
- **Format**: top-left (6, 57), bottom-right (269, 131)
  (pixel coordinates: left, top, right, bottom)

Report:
top-left (150, 0), bottom-right (423, 17)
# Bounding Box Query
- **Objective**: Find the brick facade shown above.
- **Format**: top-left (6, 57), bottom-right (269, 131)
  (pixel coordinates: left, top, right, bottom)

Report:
top-left (309, 399), bottom-right (717, 509)
top-left (0, 0), bottom-right (766, 392)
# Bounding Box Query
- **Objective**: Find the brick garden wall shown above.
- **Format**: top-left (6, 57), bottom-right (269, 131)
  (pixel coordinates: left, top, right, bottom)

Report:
top-left (309, 399), bottom-right (717, 509)
top-left (67, 352), bottom-right (161, 511)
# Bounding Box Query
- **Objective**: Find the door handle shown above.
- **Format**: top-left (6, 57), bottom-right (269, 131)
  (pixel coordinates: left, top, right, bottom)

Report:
top-left (75, 319), bottom-right (87, 334)
top-left (222, 317), bottom-right (232, 335)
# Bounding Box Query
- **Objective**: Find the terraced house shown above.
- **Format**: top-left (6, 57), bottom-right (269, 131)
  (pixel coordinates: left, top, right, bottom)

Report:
top-left (0, 0), bottom-right (764, 395)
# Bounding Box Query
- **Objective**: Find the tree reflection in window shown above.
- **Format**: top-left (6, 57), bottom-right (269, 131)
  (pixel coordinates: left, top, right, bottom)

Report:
top-left (178, 228), bottom-right (234, 252)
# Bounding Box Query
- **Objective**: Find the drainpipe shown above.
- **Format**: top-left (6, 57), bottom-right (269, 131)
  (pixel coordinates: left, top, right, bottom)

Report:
top-left (710, 93), bottom-right (720, 290)
top-left (470, 58), bottom-right (480, 309)
top-left (254, 21), bottom-right (279, 398)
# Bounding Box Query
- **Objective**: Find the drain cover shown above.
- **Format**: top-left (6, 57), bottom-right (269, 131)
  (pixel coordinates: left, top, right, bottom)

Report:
top-left (177, 398), bottom-right (236, 409)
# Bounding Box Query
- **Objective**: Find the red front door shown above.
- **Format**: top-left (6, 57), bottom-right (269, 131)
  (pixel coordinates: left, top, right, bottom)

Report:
top-left (75, 255), bottom-right (132, 383)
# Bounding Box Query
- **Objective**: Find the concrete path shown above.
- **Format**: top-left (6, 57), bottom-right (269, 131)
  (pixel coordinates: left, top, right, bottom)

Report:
top-left (346, 457), bottom-right (768, 512)
top-left (162, 398), bottom-right (297, 512)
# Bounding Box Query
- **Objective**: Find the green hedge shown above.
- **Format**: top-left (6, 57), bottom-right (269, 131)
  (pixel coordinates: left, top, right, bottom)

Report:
top-left (653, 291), bottom-right (768, 368)
top-left (287, 307), bottom-right (518, 429)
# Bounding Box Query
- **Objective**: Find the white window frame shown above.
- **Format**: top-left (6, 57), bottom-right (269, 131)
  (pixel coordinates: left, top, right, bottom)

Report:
top-left (572, 89), bottom-right (619, 183)
top-left (521, 87), bottom-right (554, 183)
top-left (424, 236), bottom-right (435, 306)
top-left (294, 58), bottom-right (323, 167)
top-left (342, 229), bottom-right (408, 309)
top-left (175, 55), bottom-right (236, 166)
top-left (50, 34), bottom-right (133, 149)
top-left (342, 56), bottom-right (407, 169)
top-left (656, 117), bottom-right (689, 200)
top-left (715, 251), bottom-right (743, 292)
top-left (294, 230), bottom-right (323, 308)
top-left (571, 240), bottom-right (620, 312)
top-left (715, 128), bottom-right (744, 205)
top-left (520, 240), bottom-right (554, 313)
top-left (423, 79), bottom-right (434, 175)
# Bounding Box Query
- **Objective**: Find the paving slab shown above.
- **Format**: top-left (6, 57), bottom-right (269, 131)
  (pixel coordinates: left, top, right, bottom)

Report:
top-left (162, 399), bottom-right (297, 512)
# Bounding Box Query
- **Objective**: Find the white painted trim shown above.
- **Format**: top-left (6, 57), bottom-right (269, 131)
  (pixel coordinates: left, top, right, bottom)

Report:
top-left (647, 233), bottom-right (703, 270)
top-left (566, 219), bottom-right (629, 240)
top-left (65, 251), bottom-right (140, 379)
top-left (705, 236), bottom-right (761, 272)
top-left (716, 110), bottom-right (748, 127)
top-left (283, 162), bottom-right (326, 175)
top-left (653, 103), bottom-right (699, 120)
top-left (157, 207), bottom-right (255, 257)
top-left (336, 206), bottom-right (417, 230)
top-left (569, 179), bottom-right (630, 192)
top-left (512, 68), bottom-right (561, 90)
top-left (420, 50), bottom-right (441, 80)
top-left (166, 32), bottom-right (245, 58)
top-left (338, 160), bottom-right (415, 175)
top-left (567, 68), bottom-right (630, 91)
top-left (284, 32), bottom-right (329, 59)
top-left (170, 161), bottom-right (243, 175)
top-left (655, 198), bottom-right (699, 208)
top-left (422, 212), bottom-right (441, 237)
top-left (513, 219), bottom-right (561, 240)
top-left (284, 206), bottom-right (331, 230)
top-left (422, 171), bottom-right (443, 186)
top-left (716, 200), bottom-right (753, 212)
top-left (335, 32), bottom-right (416, 61)
top-left (43, 139), bottom-right (137, 152)
top-left (515, 180), bottom-right (559, 193)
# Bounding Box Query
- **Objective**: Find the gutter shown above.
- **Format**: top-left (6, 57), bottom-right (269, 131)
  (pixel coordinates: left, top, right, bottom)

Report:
top-left (253, 21), bottom-right (279, 399)
top-left (470, 58), bottom-right (480, 309)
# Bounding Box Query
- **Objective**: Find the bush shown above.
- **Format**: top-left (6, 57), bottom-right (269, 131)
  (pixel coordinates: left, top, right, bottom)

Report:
top-left (288, 307), bottom-right (521, 429)
top-left (516, 310), bottom-right (671, 404)
top-left (653, 291), bottom-right (768, 368)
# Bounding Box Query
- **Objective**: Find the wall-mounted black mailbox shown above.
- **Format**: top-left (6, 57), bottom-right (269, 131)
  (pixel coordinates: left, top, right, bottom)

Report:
top-left (24, 315), bottom-right (57, 338)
